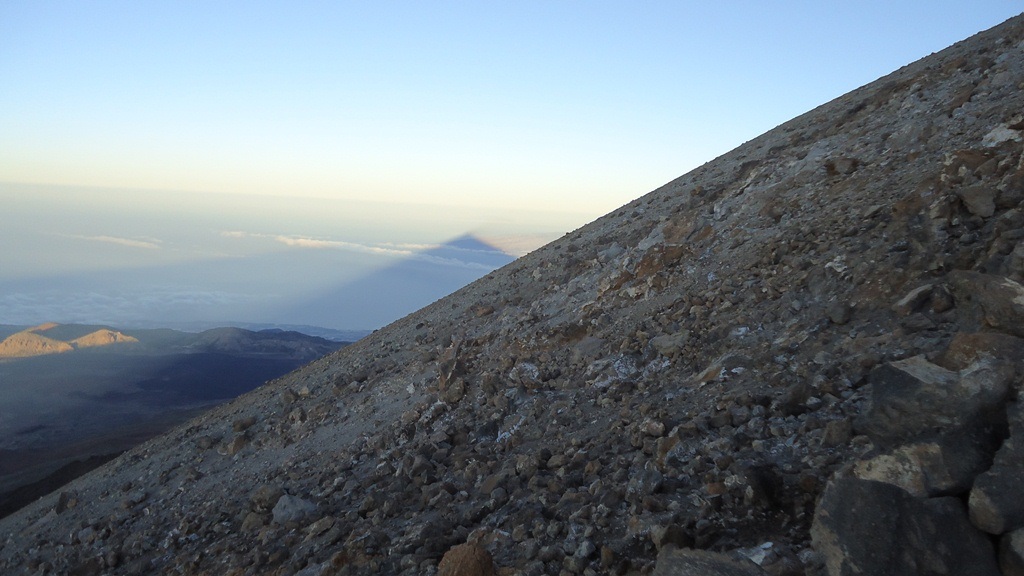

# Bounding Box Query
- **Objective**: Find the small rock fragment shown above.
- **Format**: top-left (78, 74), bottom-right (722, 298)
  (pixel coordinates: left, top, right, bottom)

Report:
top-left (223, 434), bottom-right (248, 456)
top-left (653, 547), bottom-right (767, 575)
top-left (892, 284), bottom-right (933, 316)
top-left (825, 301), bottom-right (852, 325)
top-left (651, 332), bottom-right (688, 357)
top-left (437, 543), bottom-right (496, 576)
top-left (232, 415), bottom-right (256, 432)
top-left (272, 494), bottom-right (317, 525)
top-left (958, 185), bottom-right (997, 218)
top-left (651, 524), bottom-right (694, 551)
top-left (195, 435), bottom-right (218, 450)
top-left (251, 484), bottom-right (284, 512)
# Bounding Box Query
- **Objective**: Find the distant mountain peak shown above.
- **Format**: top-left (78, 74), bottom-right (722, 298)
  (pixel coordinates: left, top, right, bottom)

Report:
top-left (0, 324), bottom-right (138, 359)
top-left (70, 329), bottom-right (139, 349)
top-left (27, 322), bottom-right (60, 333)
top-left (0, 332), bottom-right (72, 358)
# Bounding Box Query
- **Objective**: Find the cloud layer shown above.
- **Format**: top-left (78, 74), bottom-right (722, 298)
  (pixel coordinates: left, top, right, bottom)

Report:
top-left (66, 234), bottom-right (162, 250)
top-left (0, 288), bottom-right (258, 327)
top-left (222, 231), bottom-right (507, 271)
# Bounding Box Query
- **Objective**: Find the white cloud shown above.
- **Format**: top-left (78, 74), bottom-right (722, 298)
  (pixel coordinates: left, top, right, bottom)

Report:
top-left (273, 236), bottom-right (383, 252)
top-left (407, 253), bottom-right (497, 271)
top-left (221, 230), bottom-right (505, 271)
top-left (378, 241), bottom-right (508, 257)
top-left (272, 235), bottom-right (507, 270)
top-left (68, 234), bottom-right (161, 250)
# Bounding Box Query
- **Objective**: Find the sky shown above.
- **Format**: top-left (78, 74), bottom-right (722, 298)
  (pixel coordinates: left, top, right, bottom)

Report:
top-left (0, 2), bottom-right (1021, 331)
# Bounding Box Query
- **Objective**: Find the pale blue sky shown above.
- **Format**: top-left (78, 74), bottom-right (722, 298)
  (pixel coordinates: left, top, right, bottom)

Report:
top-left (1, 3), bottom-right (1022, 330)
top-left (2, 2), bottom-right (1020, 220)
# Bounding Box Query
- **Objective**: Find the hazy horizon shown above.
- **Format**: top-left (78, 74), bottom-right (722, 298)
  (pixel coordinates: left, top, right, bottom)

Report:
top-left (0, 182), bottom-right (547, 330)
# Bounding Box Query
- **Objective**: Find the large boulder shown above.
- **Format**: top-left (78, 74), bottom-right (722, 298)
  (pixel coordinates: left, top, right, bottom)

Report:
top-left (812, 477), bottom-right (999, 576)
top-left (857, 355), bottom-right (1012, 450)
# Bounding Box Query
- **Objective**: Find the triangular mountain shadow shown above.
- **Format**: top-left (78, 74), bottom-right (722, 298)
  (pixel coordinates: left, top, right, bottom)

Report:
top-left (272, 233), bottom-right (516, 330)
top-left (0, 234), bottom-right (512, 331)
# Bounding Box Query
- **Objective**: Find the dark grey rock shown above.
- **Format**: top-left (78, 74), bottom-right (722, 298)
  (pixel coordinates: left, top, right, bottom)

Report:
top-left (853, 433), bottom-right (995, 497)
top-left (1000, 528), bottom-right (1024, 576)
top-left (271, 494), bottom-right (317, 525)
top-left (812, 477), bottom-right (999, 576)
top-left (892, 284), bottom-right (934, 316)
top-left (651, 332), bottom-right (688, 357)
top-left (826, 301), bottom-right (852, 325)
top-left (858, 355), bottom-right (1012, 449)
top-left (651, 524), bottom-right (694, 551)
top-left (958, 185), bottom-right (997, 218)
top-left (970, 401), bottom-right (1024, 534)
top-left (950, 271), bottom-right (1024, 337)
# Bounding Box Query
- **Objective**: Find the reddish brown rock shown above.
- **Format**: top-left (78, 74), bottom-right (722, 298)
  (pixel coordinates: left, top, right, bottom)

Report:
top-left (437, 543), bottom-right (496, 576)
top-left (936, 332), bottom-right (1024, 374)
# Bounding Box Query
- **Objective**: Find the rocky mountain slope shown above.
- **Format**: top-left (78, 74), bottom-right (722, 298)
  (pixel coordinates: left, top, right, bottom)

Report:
top-left (3, 14), bottom-right (1024, 576)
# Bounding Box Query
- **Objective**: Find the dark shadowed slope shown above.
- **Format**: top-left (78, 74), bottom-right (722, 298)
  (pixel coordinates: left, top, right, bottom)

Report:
top-left (0, 326), bottom-right (346, 519)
